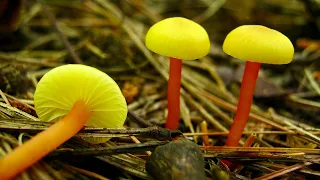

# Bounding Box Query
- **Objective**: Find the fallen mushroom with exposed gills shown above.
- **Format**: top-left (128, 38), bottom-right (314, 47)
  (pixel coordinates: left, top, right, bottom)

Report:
top-left (145, 17), bottom-right (210, 130)
top-left (0, 64), bottom-right (128, 179)
top-left (222, 25), bottom-right (294, 147)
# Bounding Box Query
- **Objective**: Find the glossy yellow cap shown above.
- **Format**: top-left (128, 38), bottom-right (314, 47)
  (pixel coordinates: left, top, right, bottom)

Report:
top-left (223, 25), bottom-right (294, 64)
top-left (34, 64), bottom-right (128, 142)
top-left (145, 17), bottom-right (210, 60)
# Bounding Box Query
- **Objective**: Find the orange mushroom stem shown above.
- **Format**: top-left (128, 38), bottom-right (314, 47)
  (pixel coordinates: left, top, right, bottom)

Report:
top-left (225, 61), bottom-right (260, 146)
top-left (166, 57), bottom-right (183, 129)
top-left (0, 101), bottom-right (91, 179)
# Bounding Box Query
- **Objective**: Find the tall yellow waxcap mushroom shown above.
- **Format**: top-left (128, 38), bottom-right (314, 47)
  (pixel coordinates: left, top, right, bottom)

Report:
top-left (222, 25), bottom-right (294, 148)
top-left (146, 17), bottom-right (210, 60)
top-left (223, 25), bottom-right (294, 64)
top-left (145, 17), bottom-right (210, 130)
top-left (0, 64), bottom-right (127, 179)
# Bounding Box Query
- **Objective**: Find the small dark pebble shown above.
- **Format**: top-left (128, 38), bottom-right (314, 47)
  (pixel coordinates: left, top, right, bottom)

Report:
top-left (146, 138), bottom-right (206, 180)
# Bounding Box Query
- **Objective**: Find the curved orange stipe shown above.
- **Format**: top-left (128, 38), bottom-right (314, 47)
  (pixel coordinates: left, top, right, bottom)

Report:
top-left (226, 61), bottom-right (261, 146)
top-left (0, 101), bottom-right (91, 179)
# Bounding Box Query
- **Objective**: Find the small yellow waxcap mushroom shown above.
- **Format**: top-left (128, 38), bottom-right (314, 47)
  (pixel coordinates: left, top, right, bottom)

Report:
top-left (145, 17), bottom-right (210, 60)
top-left (34, 64), bottom-right (127, 135)
top-left (0, 64), bottom-right (128, 179)
top-left (223, 25), bottom-right (294, 64)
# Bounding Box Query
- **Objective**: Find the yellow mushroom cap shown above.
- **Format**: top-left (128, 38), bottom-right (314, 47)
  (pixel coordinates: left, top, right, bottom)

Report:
top-left (145, 17), bottom-right (210, 60)
top-left (34, 64), bottom-right (128, 130)
top-left (223, 25), bottom-right (294, 64)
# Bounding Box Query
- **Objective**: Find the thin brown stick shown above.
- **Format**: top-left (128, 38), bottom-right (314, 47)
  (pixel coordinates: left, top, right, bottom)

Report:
top-left (129, 135), bottom-right (152, 156)
top-left (39, 1), bottom-right (83, 64)
top-left (201, 146), bottom-right (320, 154)
top-left (256, 161), bottom-right (320, 177)
top-left (243, 134), bottom-right (256, 147)
top-left (63, 163), bottom-right (110, 180)
top-left (254, 161), bottom-right (313, 180)
top-left (183, 131), bottom-right (320, 136)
